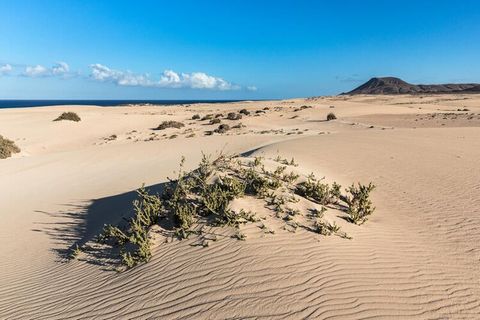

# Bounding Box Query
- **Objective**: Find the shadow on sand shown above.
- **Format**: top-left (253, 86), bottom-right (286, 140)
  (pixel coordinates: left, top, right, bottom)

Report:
top-left (32, 182), bottom-right (169, 270)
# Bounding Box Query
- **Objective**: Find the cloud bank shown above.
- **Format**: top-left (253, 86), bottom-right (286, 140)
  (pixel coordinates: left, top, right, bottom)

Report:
top-left (1, 61), bottom-right (256, 91)
top-left (89, 64), bottom-right (241, 90)
top-left (23, 62), bottom-right (71, 77)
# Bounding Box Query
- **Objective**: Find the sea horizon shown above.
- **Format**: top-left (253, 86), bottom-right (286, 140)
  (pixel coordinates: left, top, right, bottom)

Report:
top-left (0, 99), bottom-right (266, 109)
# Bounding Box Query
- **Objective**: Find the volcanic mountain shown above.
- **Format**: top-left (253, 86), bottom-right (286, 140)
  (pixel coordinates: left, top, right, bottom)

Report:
top-left (345, 77), bottom-right (480, 94)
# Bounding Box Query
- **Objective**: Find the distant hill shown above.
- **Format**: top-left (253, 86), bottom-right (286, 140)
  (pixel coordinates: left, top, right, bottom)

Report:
top-left (345, 77), bottom-right (480, 94)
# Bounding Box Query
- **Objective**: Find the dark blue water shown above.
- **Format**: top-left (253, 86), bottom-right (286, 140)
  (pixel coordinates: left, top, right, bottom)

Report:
top-left (0, 100), bottom-right (248, 109)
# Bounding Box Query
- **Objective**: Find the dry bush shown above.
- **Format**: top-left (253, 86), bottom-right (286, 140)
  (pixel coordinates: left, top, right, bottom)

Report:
top-left (191, 114), bottom-right (201, 120)
top-left (154, 121), bottom-right (185, 130)
top-left (0, 135), bottom-right (20, 159)
top-left (326, 112), bottom-right (337, 121)
top-left (214, 124), bottom-right (230, 134)
top-left (226, 112), bottom-right (242, 120)
top-left (53, 112), bottom-right (81, 122)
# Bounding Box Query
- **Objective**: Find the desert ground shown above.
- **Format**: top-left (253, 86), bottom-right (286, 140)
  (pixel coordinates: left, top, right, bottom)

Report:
top-left (1, 94), bottom-right (480, 319)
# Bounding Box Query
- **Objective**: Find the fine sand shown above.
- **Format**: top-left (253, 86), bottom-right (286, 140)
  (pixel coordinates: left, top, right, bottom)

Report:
top-left (1, 94), bottom-right (480, 319)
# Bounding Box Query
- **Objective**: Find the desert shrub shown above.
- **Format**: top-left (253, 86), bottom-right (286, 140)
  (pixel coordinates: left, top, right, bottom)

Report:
top-left (226, 112), bottom-right (242, 120)
top-left (296, 175), bottom-right (341, 205)
top-left (326, 112), bottom-right (337, 121)
top-left (239, 109), bottom-right (250, 115)
top-left (93, 153), bottom-right (376, 269)
top-left (154, 121), bottom-right (185, 130)
top-left (191, 114), bottom-right (201, 120)
top-left (53, 112), bottom-right (81, 122)
top-left (0, 135), bottom-right (20, 159)
top-left (100, 186), bottom-right (163, 268)
top-left (314, 220), bottom-right (340, 236)
top-left (215, 113), bottom-right (224, 118)
top-left (214, 124), bottom-right (230, 134)
top-left (343, 182), bottom-right (376, 224)
top-left (209, 118), bottom-right (221, 125)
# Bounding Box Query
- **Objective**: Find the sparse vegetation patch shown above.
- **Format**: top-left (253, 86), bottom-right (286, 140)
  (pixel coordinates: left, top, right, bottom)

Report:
top-left (154, 121), bottom-right (185, 130)
top-left (0, 135), bottom-right (20, 159)
top-left (226, 112), bottom-right (242, 120)
top-left (53, 112), bottom-right (81, 122)
top-left (93, 154), bottom-right (376, 270)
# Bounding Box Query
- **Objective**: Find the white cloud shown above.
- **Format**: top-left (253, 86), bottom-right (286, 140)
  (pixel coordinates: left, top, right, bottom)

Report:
top-left (23, 62), bottom-right (71, 77)
top-left (52, 62), bottom-right (70, 75)
top-left (89, 64), bottom-right (242, 91)
top-left (90, 63), bottom-right (152, 86)
top-left (247, 86), bottom-right (258, 91)
top-left (0, 64), bottom-right (13, 75)
top-left (24, 65), bottom-right (49, 77)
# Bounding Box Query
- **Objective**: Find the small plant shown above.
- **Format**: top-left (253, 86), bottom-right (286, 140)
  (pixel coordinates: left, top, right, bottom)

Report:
top-left (53, 112), bottom-right (81, 122)
top-left (69, 244), bottom-right (82, 260)
top-left (154, 121), bottom-right (185, 130)
top-left (214, 124), bottom-right (230, 134)
top-left (239, 109), bottom-right (250, 115)
top-left (344, 182), bottom-right (376, 224)
top-left (226, 112), bottom-right (242, 120)
top-left (326, 112), bottom-right (337, 121)
top-left (310, 206), bottom-right (327, 218)
top-left (209, 118), bottom-right (221, 125)
top-left (0, 135), bottom-right (20, 159)
top-left (191, 114), bottom-right (201, 120)
top-left (296, 174), bottom-right (341, 205)
top-left (314, 220), bottom-right (340, 236)
top-left (100, 186), bottom-right (163, 268)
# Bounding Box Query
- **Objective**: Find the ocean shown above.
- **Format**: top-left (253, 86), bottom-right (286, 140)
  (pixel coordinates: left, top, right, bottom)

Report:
top-left (0, 100), bottom-right (247, 109)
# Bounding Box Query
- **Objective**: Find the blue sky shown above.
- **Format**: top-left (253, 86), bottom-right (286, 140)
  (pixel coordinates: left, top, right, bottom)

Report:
top-left (1, 0), bottom-right (480, 99)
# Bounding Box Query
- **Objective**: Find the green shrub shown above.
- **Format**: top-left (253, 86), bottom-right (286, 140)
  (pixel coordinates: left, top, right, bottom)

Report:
top-left (100, 186), bottom-right (162, 268)
top-left (0, 135), bottom-right (20, 159)
top-left (93, 154), bottom-right (376, 269)
top-left (344, 182), bottom-right (376, 224)
top-left (154, 121), bottom-right (185, 130)
top-left (296, 175), bottom-right (341, 205)
top-left (326, 112), bottom-right (337, 121)
top-left (53, 112), bottom-right (81, 122)
top-left (314, 220), bottom-right (340, 236)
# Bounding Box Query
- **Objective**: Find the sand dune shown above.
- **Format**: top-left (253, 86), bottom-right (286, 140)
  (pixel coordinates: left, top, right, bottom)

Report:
top-left (1, 95), bottom-right (480, 319)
